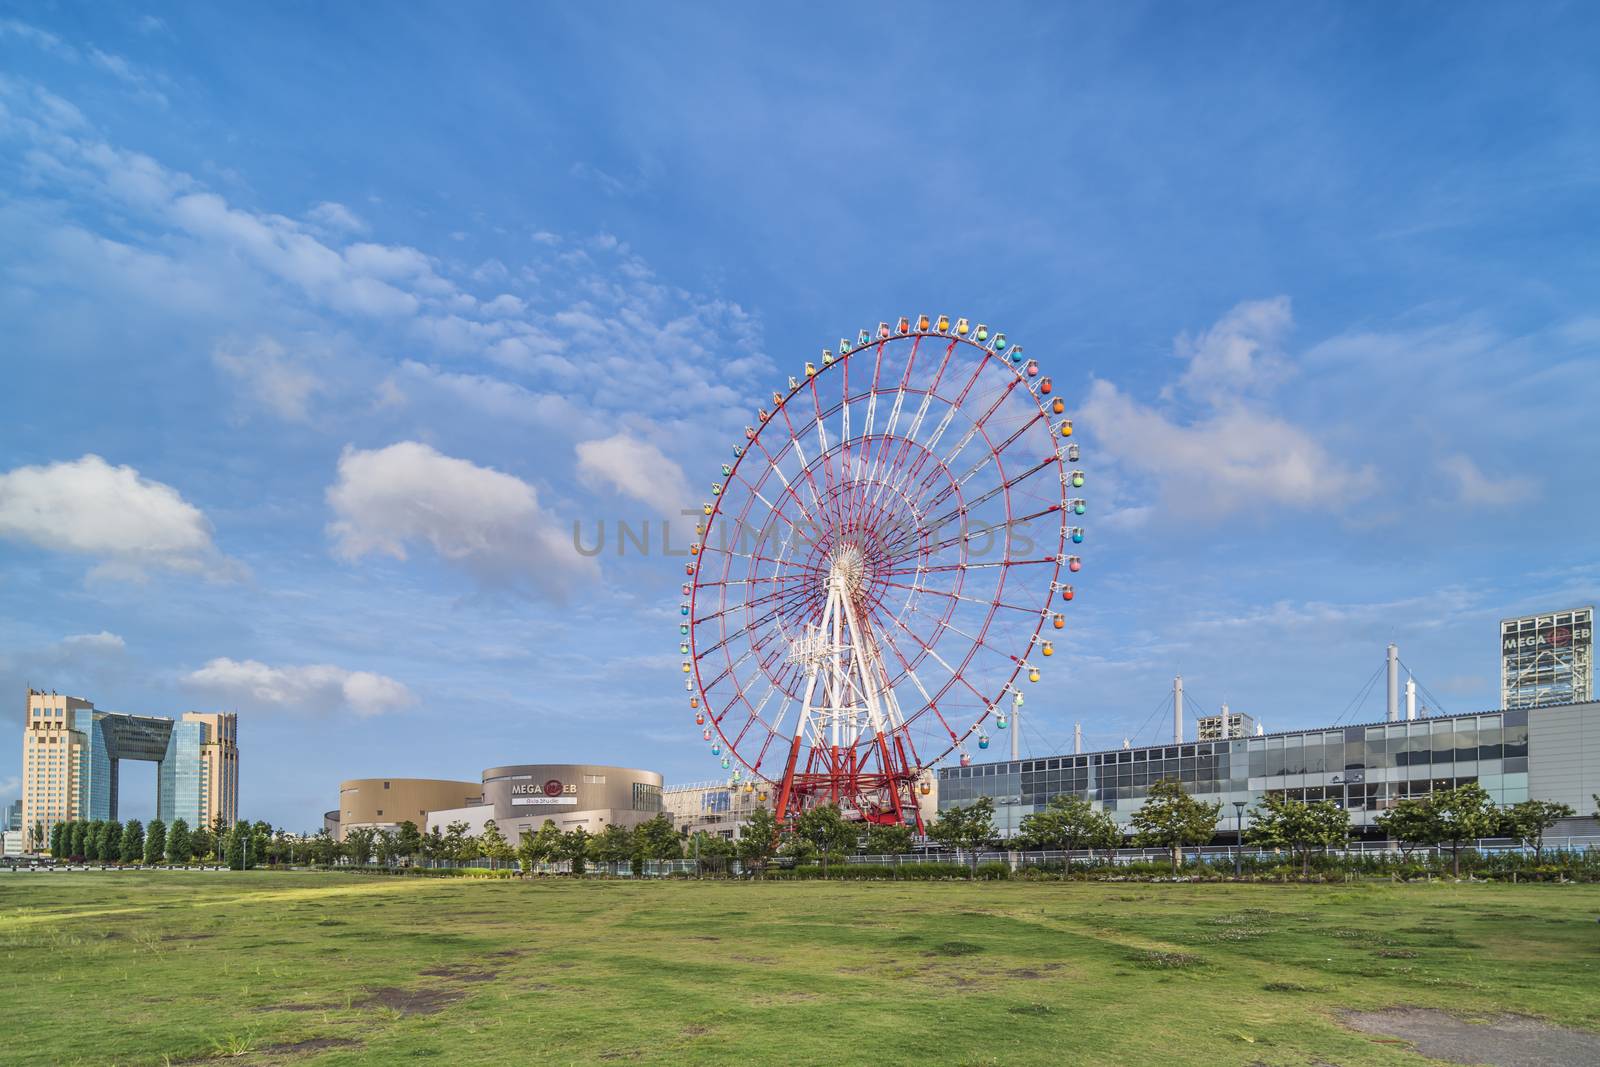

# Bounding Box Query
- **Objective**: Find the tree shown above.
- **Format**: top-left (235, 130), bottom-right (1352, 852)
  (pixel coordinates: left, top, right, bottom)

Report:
top-left (792, 804), bottom-right (857, 875)
top-left (1502, 799), bottom-right (1574, 859)
top-left (190, 825), bottom-right (214, 864)
top-left (479, 820), bottom-right (514, 870)
top-left (225, 821), bottom-right (254, 870)
top-left (1375, 798), bottom-right (1434, 862)
top-left (29, 820), bottom-right (44, 853)
top-left (1083, 808), bottom-right (1125, 865)
top-left (394, 821), bottom-right (422, 865)
top-left (559, 827), bottom-right (592, 876)
top-left (1130, 778), bottom-right (1221, 874)
top-left (421, 826), bottom-right (445, 866)
top-left (308, 828), bottom-right (340, 866)
top-left (49, 822), bottom-right (64, 859)
top-left (441, 820), bottom-right (471, 866)
top-left (344, 827), bottom-right (376, 866)
top-left (689, 831), bottom-right (735, 876)
top-left (70, 821), bottom-right (88, 860)
top-left (927, 798), bottom-right (998, 875)
top-left (635, 813), bottom-right (683, 860)
top-left (144, 819), bottom-right (166, 865)
top-left (591, 823), bottom-right (636, 873)
top-left (85, 820), bottom-right (105, 862)
top-left (1430, 782), bottom-right (1499, 878)
top-left (1246, 795), bottom-right (1349, 876)
top-left (737, 807), bottom-right (779, 877)
top-left (121, 819), bottom-right (145, 864)
top-left (103, 820), bottom-right (123, 864)
top-left (863, 821), bottom-right (914, 856)
top-left (167, 818), bottom-right (193, 864)
top-left (250, 821), bottom-right (273, 867)
top-left (374, 830), bottom-right (398, 868)
top-left (210, 814), bottom-right (229, 860)
top-left (516, 827), bottom-right (547, 875)
top-left (1015, 794), bottom-right (1097, 852)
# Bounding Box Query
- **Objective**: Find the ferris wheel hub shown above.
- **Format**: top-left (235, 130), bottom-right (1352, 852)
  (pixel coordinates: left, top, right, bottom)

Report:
top-left (829, 544), bottom-right (867, 598)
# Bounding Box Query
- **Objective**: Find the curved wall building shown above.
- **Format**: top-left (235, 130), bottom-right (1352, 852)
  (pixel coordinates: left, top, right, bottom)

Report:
top-left (334, 777), bottom-right (481, 841)
top-left (425, 764), bottom-right (663, 838)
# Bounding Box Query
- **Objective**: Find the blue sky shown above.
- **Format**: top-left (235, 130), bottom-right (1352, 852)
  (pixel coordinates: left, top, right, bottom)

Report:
top-left (2, 4), bottom-right (1596, 831)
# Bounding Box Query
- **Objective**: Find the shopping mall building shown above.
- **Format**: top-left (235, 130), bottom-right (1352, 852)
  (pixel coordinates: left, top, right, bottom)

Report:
top-left (328, 764), bottom-right (664, 841)
top-left (939, 700), bottom-right (1600, 840)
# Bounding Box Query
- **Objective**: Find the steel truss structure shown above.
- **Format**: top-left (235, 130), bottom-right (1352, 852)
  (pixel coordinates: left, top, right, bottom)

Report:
top-left (680, 315), bottom-right (1085, 833)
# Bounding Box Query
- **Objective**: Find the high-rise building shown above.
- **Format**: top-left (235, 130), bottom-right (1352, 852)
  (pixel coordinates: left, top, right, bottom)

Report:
top-left (1502, 607), bottom-right (1594, 710)
top-left (3, 798), bottom-right (21, 831)
top-left (20, 690), bottom-right (239, 848)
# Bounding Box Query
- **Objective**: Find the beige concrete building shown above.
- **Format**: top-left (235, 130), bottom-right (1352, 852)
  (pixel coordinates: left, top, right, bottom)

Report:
top-left (332, 778), bottom-right (482, 842)
top-left (20, 691), bottom-right (238, 850)
top-left (425, 764), bottom-right (665, 839)
top-left (19, 691), bottom-right (93, 847)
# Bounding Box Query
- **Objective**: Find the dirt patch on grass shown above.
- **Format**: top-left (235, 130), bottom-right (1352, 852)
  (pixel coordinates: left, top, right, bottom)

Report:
top-left (357, 985), bottom-right (466, 1015)
top-left (260, 1036), bottom-right (363, 1055)
top-left (485, 949), bottom-right (525, 958)
top-left (418, 966), bottom-right (498, 982)
top-left (159, 933), bottom-right (216, 942)
top-left (1341, 1008), bottom-right (1600, 1066)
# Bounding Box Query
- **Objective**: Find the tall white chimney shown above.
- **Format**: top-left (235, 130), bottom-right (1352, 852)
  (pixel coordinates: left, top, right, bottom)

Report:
top-left (1073, 721), bottom-right (1083, 754)
top-left (1386, 644), bottom-right (1399, 722)
top-left (1405, 676), bottom-right (1417, 721)
top-left (1220, 702), bottom-right (1230, 740)
top-left (1173, 675), bottom-right (1184, 743)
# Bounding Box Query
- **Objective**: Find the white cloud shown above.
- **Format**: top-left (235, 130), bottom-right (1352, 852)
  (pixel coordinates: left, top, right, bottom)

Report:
top-left (1083, 379), bottom-right (1375, 516)
top-left (576, 431), bottom-right (692, 519)
top-left (86, 47), bottom-right (167, 106)
top-left (213, 336), bottom-right (326, 421)
top-left (1084, 298), bottom-right (1376, 518)
top-left (60, 631), bottom-right (126, 651)
top-left (184, 657), bottom-right (413, 717)
top-left (326, 441), bottom-right (597, 597)
top-left (1169, 296), bottom-right (1292, 402)
top-left (0, 454), bottom-right (235, 580)
top-left (1438, 454), bottom-right (1537, 506)
top-left (306, 200), bottom-right (366, 233)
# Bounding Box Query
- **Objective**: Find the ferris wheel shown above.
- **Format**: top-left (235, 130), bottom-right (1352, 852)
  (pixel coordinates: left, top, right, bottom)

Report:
top-left (680, 314), bottom-right (1084, 832)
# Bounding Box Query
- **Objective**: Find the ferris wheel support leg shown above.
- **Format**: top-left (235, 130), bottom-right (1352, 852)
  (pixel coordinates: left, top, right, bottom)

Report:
top-left (772, 734), bottom-right (804, 832)
top-left (874, 732), bottom-right (908, 828)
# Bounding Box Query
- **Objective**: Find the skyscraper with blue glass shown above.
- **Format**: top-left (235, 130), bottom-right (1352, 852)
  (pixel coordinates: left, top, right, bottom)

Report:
top-left (21, 690), bottom-right (239, 843)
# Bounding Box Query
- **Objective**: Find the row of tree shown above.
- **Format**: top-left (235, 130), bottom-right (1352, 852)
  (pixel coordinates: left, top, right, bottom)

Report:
top-left (927, 778), bottom-right (1582, 877)
top-left (46, 814), bottom-right (277, 869)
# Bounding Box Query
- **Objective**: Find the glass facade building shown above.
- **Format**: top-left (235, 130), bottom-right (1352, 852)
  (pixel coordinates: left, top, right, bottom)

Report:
top-left (21, 697), bottom-right (238, 844)
top-left (1502, 607), bottom-right (1593, 709)
top-left (938, 705), bottom-right (1569, 839)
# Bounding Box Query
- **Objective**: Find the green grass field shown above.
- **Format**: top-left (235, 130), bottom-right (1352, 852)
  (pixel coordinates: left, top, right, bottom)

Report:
top-left (5, 872), bottom-right (1599, 1065)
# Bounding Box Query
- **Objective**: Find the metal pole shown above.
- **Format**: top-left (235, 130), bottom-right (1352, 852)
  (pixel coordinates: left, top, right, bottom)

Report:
top-left (1173, 675), bottom-right (1183, 743)
top-left (1233, 801), bottom-right (1245, 878)
top-left (1386, 644), bottom-right (1399, 722)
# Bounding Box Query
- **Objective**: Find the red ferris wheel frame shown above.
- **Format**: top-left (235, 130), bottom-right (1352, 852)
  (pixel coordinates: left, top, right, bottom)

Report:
top-left (680, 315), bottom-right (1083, 834)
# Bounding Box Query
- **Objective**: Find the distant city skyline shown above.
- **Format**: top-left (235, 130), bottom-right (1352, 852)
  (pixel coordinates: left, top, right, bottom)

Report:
top-left (2, 6), bottom-right (1597, 830)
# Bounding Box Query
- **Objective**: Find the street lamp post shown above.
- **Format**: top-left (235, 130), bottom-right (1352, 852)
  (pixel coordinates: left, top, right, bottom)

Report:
top-left (1232, 801), bottom-right (1247, 878)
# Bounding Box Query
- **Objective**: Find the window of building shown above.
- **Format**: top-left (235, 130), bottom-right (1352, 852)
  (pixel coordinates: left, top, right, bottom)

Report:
top-left (584, 774), bottom-right (607, 784)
